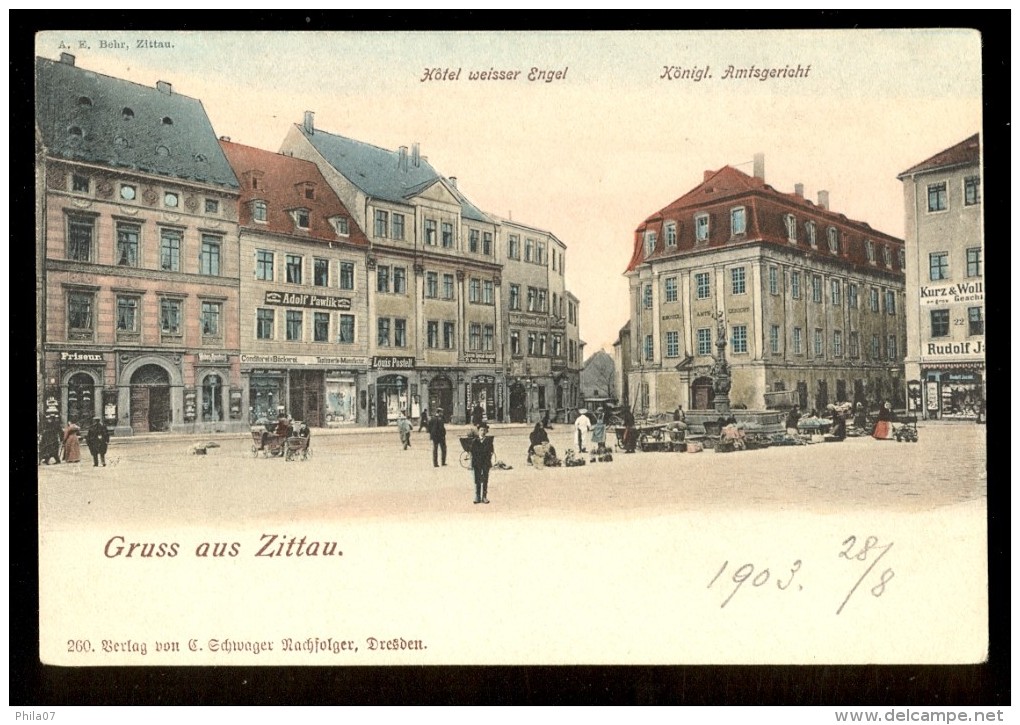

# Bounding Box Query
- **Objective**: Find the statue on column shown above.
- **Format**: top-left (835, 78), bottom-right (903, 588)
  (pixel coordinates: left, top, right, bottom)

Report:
top-left (710, 311), bottom-right (731, 415)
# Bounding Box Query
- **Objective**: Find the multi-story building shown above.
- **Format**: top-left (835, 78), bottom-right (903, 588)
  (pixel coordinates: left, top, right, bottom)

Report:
top-left (898, 134), bottom-right (984, 420)
top-left (219, 140), bottom-right (371, 427)
top-left (36, 54), bottom-right (244, 434)
top-left (496, 217), bottom-right (581, 422)
top-left (281, 114), bottom-right (504, 424)
top-left (622, 156), bottom-right (906, 415)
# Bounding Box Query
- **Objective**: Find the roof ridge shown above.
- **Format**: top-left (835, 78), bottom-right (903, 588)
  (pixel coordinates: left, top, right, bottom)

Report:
top-left (36, 55), bottom-right (200, 104)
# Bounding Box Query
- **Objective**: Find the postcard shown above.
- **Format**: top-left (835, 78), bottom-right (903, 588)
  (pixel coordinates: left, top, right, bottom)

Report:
top-left (34, 28), bottom-right (987, 669)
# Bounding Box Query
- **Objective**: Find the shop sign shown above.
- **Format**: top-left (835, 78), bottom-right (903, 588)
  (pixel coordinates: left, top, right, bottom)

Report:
top-left (264, 290), bottom-right (352, 311)
top-left (198, 352), bottom-right (229, 363)
top-left (248, 369), bottom-right (284, 376)
top-left (60, 351), bottom-right (104, 363)
top-left (373, 356), bottom-right (416, 370)
top-left (925, 340), bottom-right (984, 357)
top-left (919, 281), bottom-right (984, 306)
top-left (463, 352), bottom-right (496, 364)
top-left (473, 375), bottom-right (496, 384)
top-left (242, 353), bottom-right (368, 367)
top-left (509, 312), bottom-right (548, 327)
top-left (314, 355), bottom-right (368, 367)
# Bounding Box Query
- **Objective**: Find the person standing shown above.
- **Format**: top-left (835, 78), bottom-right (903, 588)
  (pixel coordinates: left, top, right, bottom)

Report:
top-left (785, 406), bottom-right (801, 437)
top-left (574, 409), bottom-right (592, 453)
top-left (61, 421), bottom-right (82, 463)
top-left (527, 422), bottom-right (549, 463)
top-left (872, 401), bottom-right (894, 440)
top-left (622, 407), bottom-right (637, 453)
top-left (39, 415), bottom-right (62, 465)
top-left (397, 414), bottom-right (413, 450)
top-left (418, 407), bottom-right (430, 433)
top-left (85, 416), bottom-right (110, 467)
top-left (471, 401), bottom-right (485, 431)
top-left (470, 423), bottom-right (495, 504)
top-left (429, 407), bottom-right (448, 467)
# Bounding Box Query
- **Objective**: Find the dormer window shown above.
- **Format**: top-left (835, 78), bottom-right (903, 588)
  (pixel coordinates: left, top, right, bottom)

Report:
top-left (865, 239), bottom-right (876, 264)
top-left (77, 96), bottom-right (92, 107)
top-left (297, 182), bottom-right (316, 200)
top-left (665, 222), bottom-right (677, 247)
top-left (695, 214), bottom-right (709, 243)
top-left (252, 199), bottom-right (268, 223)
top-left (644, 230), bottom-right (657, 255)
top-left (827, 227), bottom-right (838, 254)
top-left (730, 207), bottom-right (746, 236)
top-left (248, 170), bottom-right (265, 191)
top-left (805, 221), bottom-right (816, 247)
top-left (161, 116), bottom-right (173, 126)
top-left (784, 214), bottom-right (797, 243)
top-left (882, 246), bottom-right (892, 268)
top-left (122, 107), bottom-right (134, 120)
top-left (292, 209), bottom-right (310, 229)
top-left (334, 217), bottom-right (350, 236)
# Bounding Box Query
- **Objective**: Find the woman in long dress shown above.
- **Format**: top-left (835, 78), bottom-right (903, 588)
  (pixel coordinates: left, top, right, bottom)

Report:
top-left (62, 421), bottom-right (82, 463)
top-left (872, 401), bottom-right (894, 440)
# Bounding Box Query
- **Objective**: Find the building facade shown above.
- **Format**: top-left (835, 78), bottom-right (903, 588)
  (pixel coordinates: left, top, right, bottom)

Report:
top-left (219, 140), bottom-right (371, 427)
top-left (36, 54), bottom-right (244, 434)
top-left (622, 158), bottom-right (907, 415)
top-left (898, 134), bottom-right (984, 420)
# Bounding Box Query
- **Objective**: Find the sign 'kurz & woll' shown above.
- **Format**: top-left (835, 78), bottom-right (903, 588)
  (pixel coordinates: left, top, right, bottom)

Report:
top-left (264, 291), bottom-right (352, 310)
top-left (919, 281), bottom-right (984, 306)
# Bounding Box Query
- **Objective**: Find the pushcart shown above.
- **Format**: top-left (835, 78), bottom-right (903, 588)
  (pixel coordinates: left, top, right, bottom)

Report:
top-left (251, 429), bottom-right (286, 457)
top-left (285, 435), bottom-right (312, 461)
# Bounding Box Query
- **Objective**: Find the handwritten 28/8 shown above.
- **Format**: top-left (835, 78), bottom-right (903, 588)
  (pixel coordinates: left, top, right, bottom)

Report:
top-left (707, 535), bottom-right (895, 614)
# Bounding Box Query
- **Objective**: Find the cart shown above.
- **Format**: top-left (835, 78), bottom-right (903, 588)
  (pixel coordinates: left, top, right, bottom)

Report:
top-left (613, 422), bottom-right (686, 452)
top-left (285, 435), bottom-right (312, 461)
top-left (458, 436), bottom-right (474, 469)
top-left (251, 429), bottom-right (286, 457)
top-left (893, 415), bottom-right (919, 443)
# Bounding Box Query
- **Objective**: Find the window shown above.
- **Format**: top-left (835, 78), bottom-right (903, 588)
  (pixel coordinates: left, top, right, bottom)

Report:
top-left (538, 333), bottom-right (548, 356)
top-left (731, 325), bottom-right (748, 354)
top-left (392, 213), bottom-right (405, 241)
top-left (827, 227), bottom-right (839, 254)
top-left (665, 330), bottom-right (680, 357)
top-left (792, 327), bottom-right (803, 354)
top-left (120, 184), bottom-right (136, 201)
top-left (731, 267), bottom-right (746, 295)
top-left (72, 174), bottom-right (90, 193)
top-left (833, 330), bottom-right (843, 357)
top-left (152, 228), bottom-right (178, 272)
top-left (116, 296), bottom-right (139, 332)
top-left (525, 238), bottom-right (534, 262)
top-left (813, 329), bottom-right (824, 357)
top-left (898, 249), bottom-right (906, 269)
top-left (930, 309), bottom-right (950, 337)
top-left (424, 219), bottom-right (437, 245)
top-left (427, 321), bottom-right (439, 348)
top-left (865, 239), bottom-right (875, 264)
top-left (393, 267), bottom-right (407, 294)
top-left (769, 325), bottom-right (780, 354)
top-left (769, 266), bottom-right (779, 295)
top-left (695, 214), bottom-right (709, 243)
top-left (335, 217), bottom-right (350, 236)
top-left (509, 284), bottom-right (521, 310)
top-left (883, 246), bottom-right (892, 268)
top-left (665, 277), bottom-right (678, 303)
top-left (116, 223), bottom-right (140, 266)
top-left (643, 283), bottom-right (653, 309)
top-left (666, 223), bottom-right (677, 247)
top-left (483, 232), bottom-right (493, 256)
top-left (314, 312), bottom-right (329, 342)
top-left (885, 290), bottom-right (896, 315)
top-left (508, 235), bottom-right (520, 259)
top-left (968, 307), bottom-right (984, 335)
top-left (469, 279), bottom-right (481, 303)
top-left (443, 322), bottom-right (455, 349)
top-left (199, 236), bottom-right (221, 276)
top-left (552, 334), bottom-right (562, 357)
top-left (805, 221), bottom-right (816, 248)
top-left (695, 272), bottom-right (710, 299)
top-left (887, 335), bottom-right (897, 360)
top-left (966, 248), bottom-right (982, 277)
top-left (527, 332), bottom-right (537, 356)
top-left (849, 331), bottom-right (860, 358)
top-left (848, 283), bottom-right (859, 309)
top-left (929, 252), bottom-right (949, 280)
top-left (314, 258), bottom-right (329, 287)
top-left (964, 176), bottom-right (981, 206)
top-left (441, 222), bottom-right (454, 248)
top-left (830, 279), bottom-right (842, 306)
top-left (510, 330), bottom-right (520, 355)
top-left (644, 231), bottom-right (657, 255)
top-left (483, 280), bottom-right (495, 305)
top-left (67, 291), bottom-right (93, 332)
top-left (377, 266), bottom-right (390, 293)
top-left (644, 334), bottom-right (654, 361)
top-left (338, 314), bottom-right (355, 343)
top-left (469, 229), bottom-right (479, 253)
top-left (394, 318), bottom-right (407, 347)
top-left (164, 192), bottom-right (179, 209)
top-left (871, 334), bottom-right (881, 359)
top-left (527, 287), bottom-right (537, 312)
top-left (784, 214), bottom-right (797, 243)
top-left (205, 199), bottom-right (219, 214)
top-left (927, 182), bottom-right (947, 212)
top-left (286, 310), bottom-right (303, 341)
top-left (286, 255), bottom-right (303, 284)
top-left (377, 318), bottom-right (391, 347)
top-left (256, 309), bottom-right (274, 340)
top-left (731, 207), bottom-right (746, 236)
top-left (67, 216), bottom-right (94, 262)
top-left (201, 301), bottom-right (221, 337)
top-left (295, 209), bottom-right (310, 229)
top-left (870, 287), bottom-right (880, 312)
top-left (791, 271), bottom-right (801, 299)
top-left (537, 289), bottom-right (547, 312)
top-left (469, 323), bottom-right (482, 351)
top-left (303, 184), bottom-right (315, 200)
top-left (426, 272), bottom-right (438, 298)
top-left (483, 325), bottom-right (495, 352)
top-left (374, 210), bottom-right (389, 238)
top-left (160, 298), bottom-right (182, 335)
top-left (252, 200), bottom-right (268, 223)
top-left (568, 302), bottom-right (576, 325)
top-left (442, 274), bottom-right (454, 300)
top-left (340, 262), bottom-right (355, 290)
top-left (811, 275), bottom-right (822, 303)
top-left (536, 242), bottom-right (546, 265)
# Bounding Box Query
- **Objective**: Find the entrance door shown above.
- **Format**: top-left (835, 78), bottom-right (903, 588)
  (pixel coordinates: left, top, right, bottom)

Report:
top-left (691, 377), bottom-right (714, 410)
top-left (130, 386), bottom-right (150, 433)
top-left (148, 386), bottom-right (171, 432)
top-left (816, 380), bottom-right (829, 411)
top-left (376, 388), bottom-right (388, 427)
top-left (130, 364), bottom-right (172, 432)
top-left (509, 383), bottom-right (527, 423)
top-left (67, 372), bottom-right (95, 427)
top-left (797, 381), bottom-right (808, 410)
top-left (428, 377), bottom-right (454, 422)
top-left (304, 390), bottom-right (322, 427)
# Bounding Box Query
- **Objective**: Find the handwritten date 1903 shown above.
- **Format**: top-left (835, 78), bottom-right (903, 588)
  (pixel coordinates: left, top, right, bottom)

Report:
top-left (707, 559), bottom-right (802, 608)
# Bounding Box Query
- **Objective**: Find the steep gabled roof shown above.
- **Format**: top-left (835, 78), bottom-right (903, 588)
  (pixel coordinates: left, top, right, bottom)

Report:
top-left (219, 140), bottom-right (368, 247)
top-left (35, 55), bottom-right (238, 189)
top-left (898, 134), bottom-right (980, 178)
top-left (295, 125), bottom-right (490, 223)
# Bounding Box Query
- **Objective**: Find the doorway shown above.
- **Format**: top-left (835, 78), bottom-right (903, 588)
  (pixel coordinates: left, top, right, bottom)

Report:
top-left (428, 376), bottom-right (454, 422)
top-left (691, 377), bottom-right (714, 410)
top-left (130, 364), bottom-right (171, 433)
top-left (66, 372), bottom-right (96, 427)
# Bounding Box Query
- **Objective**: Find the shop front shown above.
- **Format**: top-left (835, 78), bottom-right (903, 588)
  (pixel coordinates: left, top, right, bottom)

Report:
top-left (919, 367), bottom-right (986, 421)
top-left (54, 350), bottom-right (107, 427)
top-left (423, 373), bottom-right (455, 423)
top-left (369, 356), bottom-right (416, 427)
top-left (243, 353), bottom-right (368, 428)
top-left (467, 374), bottom-right (498, 423)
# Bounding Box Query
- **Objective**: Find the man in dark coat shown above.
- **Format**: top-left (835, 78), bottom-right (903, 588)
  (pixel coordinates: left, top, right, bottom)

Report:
top-left (471, 402), bottom-right (485, 430)
top-left (418, 408), bottom-right (430, 433)
top-left (622, 407), bottom-right (637, 453)
top-left (470, 423), bottom-right (495, 504)
top-left (39, 415), bottom-right (62, 465)
top-left (428, 407), bottom-right (448, 467)
top-left (85, 416), bottom-right (110, 467)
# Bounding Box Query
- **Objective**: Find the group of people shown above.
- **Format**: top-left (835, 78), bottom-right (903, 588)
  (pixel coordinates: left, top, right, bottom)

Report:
top-left (784, 401), bottom-right (895, 441)
top-left (39, 416), bottom-right (110, 467)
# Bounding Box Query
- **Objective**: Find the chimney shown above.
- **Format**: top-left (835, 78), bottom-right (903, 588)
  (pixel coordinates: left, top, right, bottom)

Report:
top-left (753, 152), bottom-right (765, 181)
top-left (794, 183), bottom-right (804, 197)
top-left (412, 142), bottom-right (420, 167)
top-left (704, 170), bottom-right (714, 182)
top-left (59, 52), bottom-right (76, 66)
top-left (449, 176), bottom-right (458, 188)
top-left (303, 111), bottom-right (315, 135)
top-left (156, 80), bottom-right (172, 95)
top-left (817, 190), bottom-right (829, 210)
top-left (219, 136), bottom-right (231, 142)
top-left (398, 146), bottom-right (408, 172)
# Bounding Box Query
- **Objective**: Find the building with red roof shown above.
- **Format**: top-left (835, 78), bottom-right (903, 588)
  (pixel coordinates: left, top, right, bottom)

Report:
top-left (622, 155), bottom-right (906, 415)
top-left (219, 139), bottom-right (370, 427)
top-left (898, 134), bottom-right (983, 420)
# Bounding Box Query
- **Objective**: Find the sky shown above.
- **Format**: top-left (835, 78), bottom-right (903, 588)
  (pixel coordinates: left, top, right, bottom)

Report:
top-left (36, 30), bottom-right (983, 354)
